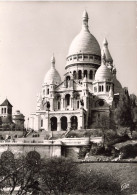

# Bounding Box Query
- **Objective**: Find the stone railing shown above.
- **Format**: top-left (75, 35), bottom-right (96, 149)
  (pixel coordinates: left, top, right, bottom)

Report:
top-left (60, 137), bottom-right (90, 146)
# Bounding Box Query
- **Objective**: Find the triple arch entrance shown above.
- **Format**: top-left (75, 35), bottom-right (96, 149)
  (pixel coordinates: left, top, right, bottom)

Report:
top-left (50, 116), bottom-right (78, 131)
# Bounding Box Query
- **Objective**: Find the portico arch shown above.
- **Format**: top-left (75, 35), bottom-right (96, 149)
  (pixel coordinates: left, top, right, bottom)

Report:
top-left (71, 116), bottom-right (78, 130)
top-left (61, 116), bottom-right (67, 131)
top-left (50, 117), bottom-right (57, 131)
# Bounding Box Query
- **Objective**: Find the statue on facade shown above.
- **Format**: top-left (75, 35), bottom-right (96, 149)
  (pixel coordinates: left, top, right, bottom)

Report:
top-left (46, 101), bottom-right (50, 111)
top-left (80, 99), bottom-right (84, 106)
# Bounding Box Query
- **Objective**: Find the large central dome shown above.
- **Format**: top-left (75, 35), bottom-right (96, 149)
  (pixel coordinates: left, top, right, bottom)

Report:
top-left (68, 11), bottom-right (101, 57)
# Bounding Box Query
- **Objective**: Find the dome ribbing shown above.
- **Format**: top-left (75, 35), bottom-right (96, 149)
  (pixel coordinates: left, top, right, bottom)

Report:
top-left (68, 11), bottom-right (101, 57)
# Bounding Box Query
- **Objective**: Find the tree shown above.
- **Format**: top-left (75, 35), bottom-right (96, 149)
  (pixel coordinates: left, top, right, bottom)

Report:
top-left (0, 151), bottom-right (42, 195)
top-left (0, 155), bottom-right (122, 195)
top-left (114, 88), bottom-right (132, 127)
top-left (130, 93), bottom-right (137, 131)
top-left (40, 157), bottom-right (78, 195)
top-left (97, 114), bottom-right (112, 147)
top-left (114, 88), bottom-right (137, 135)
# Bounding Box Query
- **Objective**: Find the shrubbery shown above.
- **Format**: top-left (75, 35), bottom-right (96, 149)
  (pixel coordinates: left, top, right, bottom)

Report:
top-left (120, 144), bottom-right (137, 159)
top-left (132, 131), bottom-right (137, 140)
top-left (0, 155), bottom-right (122, 195)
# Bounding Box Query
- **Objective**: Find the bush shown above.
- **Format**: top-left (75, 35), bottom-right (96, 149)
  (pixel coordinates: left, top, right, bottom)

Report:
top-left (132, 131), bottom-right (137, 140)
top-left (120, 144), bottom-right (137, 159)
top-left (75, 169), bottom-right (121, 194)
top-left (78, 146), bottom-right (90, 159)
top-left (90, 143), bottom-right (105, 155)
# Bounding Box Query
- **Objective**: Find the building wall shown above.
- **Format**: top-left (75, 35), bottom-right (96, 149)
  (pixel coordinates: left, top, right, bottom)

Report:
top-left (0, 143), bottom-right (61, 159)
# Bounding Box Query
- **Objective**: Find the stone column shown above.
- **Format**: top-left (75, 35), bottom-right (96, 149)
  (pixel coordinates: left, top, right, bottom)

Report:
top-left (97, 83), bottom-right (99, 93)
top-left (104, 82), bottom-right (106, 93)
top-left (78, 109), bottom-right (84, 129)
top-left (50, 98), bottom-right (54, 111)
top-left (34, 114), bottom-right (40, 131)
top-left (45, 111), bottom-right (50, 131)
top-left (61, 98), bottom-right (64, 110)
top-left (57, 118), bottom-right (61, 131)
top-left (67, 118), bottom-right (71, 130)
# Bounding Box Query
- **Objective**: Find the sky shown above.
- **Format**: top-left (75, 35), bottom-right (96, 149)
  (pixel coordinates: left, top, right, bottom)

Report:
top-left (0, 1), bottom-right (136, 123)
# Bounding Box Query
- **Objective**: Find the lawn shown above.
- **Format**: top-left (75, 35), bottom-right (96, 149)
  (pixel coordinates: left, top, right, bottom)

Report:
top-left (78, 162), bottom-right (137, 195)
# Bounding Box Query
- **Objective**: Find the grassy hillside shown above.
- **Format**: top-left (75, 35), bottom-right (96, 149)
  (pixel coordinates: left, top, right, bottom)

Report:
top-left (78, 162), bottom-right (137, 195)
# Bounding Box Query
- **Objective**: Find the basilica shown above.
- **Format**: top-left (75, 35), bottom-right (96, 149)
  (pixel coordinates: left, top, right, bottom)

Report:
top-left (29, 11), bottom-right (123, 132)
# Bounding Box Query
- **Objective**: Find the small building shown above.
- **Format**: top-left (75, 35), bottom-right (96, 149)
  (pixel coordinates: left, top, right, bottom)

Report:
top-left (12, 110), bottom-right (25, 130)
top-left (0, 99), bottom-right (12, 124)
top-left (0, 99), bottom-right (25, 136)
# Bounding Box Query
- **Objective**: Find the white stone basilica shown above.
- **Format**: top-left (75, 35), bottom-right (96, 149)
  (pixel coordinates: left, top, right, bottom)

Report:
top-left (29, 11), bottom-right (123, 132)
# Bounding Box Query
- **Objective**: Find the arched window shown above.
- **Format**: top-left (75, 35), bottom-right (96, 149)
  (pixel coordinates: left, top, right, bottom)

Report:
top-left (65, 94), bottom-right (70, 106)
top-left (50, 117), bottom-right (57, 131)
top-left (1, 108), bottom-right (3, 114)
top-left (89, 55), bottom-right (93, 59)
top-left (77, 101), bottom-right (79, 109)
top-left (41, 119), bottom-right (43, 127)
top-left (78, 70), bottom-right (82, 79)
top-left (66, 76), bottom-right (70, 88)
top-left (73, 71), bottom-right (77, 79)
top-left (71, 116), bottom-right (78, 130)
top-left (84, 70), bottom-right (87, 77)
top-left (78, 55), bottom-right (82, 59)
top-left (47, 88), bottom-right (49, 94)
top-left (89, 70), bottom-right (93, 79)
top-left (102, 85), bottom-right (104, 91)
top-left (4, 108), bottom-right (6, 114)
top-left (99, 86), bottom-right (101, 92)
top-left (58, 101), bottom-right (60, 110)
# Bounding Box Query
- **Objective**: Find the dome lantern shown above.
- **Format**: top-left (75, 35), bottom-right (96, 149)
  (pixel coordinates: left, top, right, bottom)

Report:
top-left (82, 10), bottom-right (89, 31)
top-left (51, 54), bottom-right (55, 68)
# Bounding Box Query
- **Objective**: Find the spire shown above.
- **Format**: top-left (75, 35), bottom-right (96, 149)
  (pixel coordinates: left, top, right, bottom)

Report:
top-left (103, 38), bottom-right (108, 47)
top-left (82, 10), bottom-right (89, 31)
top-left (51, 54), bottom-right (55, 68)
top-left (102, 38), bottom-right (113, 63)
top-left (102, 52), bottom-right (106, 65)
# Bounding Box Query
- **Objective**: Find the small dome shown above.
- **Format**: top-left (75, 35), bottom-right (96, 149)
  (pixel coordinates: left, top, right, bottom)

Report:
top-left (44, 55), bottom-right (61, 85)
top-left (95, 57), bottom-right (112, 81)
top-left (68, 11), bottom-right (101, 57)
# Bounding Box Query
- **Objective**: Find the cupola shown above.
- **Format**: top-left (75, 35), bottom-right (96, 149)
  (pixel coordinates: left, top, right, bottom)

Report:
top-left (95, 53), bottom-right (112, 82)
top-left (44, 55), bottom-right (61, 85)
